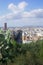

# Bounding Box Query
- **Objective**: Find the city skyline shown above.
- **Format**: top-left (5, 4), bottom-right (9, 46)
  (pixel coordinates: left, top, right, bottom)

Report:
top-left (0, 0), bottom-right (43, 27)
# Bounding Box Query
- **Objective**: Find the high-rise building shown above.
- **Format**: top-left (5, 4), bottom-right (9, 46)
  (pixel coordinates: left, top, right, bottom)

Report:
top-left (16, 30), bottom-right (22, 43)
top-left (4, 23), bottom-right (7, 30)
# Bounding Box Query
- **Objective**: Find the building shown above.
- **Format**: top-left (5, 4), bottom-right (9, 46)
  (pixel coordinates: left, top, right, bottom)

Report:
top-left (22, 32), bottom-right (32, 43)
top-left (22, 31), bottom-right (43, 44)
top-left (4, 23), bottom-right (7, 31)
top-left (10, 30), bottom-right (22, 43)
top-left (15, 30), bottom-right (22, 43)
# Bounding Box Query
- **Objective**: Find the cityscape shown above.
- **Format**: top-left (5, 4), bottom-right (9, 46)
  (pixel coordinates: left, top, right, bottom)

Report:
top-left (1, 23), bottom-right (43, 44)
top-left (0, 0), bottom-right (43, 65)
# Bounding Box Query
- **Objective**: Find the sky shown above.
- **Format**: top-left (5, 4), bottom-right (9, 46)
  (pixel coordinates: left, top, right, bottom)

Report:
top-left (0, 0), bottom-right (43, 27)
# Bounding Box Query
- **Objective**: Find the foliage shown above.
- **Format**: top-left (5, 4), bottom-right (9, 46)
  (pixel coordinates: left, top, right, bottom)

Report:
top-left (14, 40), bottom-right (43, 65)
top-left (0, 34), bottom-right (5, 42)
top-left (0, 32), bottom-right (43, 65)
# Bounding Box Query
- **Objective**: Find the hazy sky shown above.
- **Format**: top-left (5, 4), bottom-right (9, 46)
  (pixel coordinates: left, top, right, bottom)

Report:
top-left (0, 0), bottom-right (43, 27)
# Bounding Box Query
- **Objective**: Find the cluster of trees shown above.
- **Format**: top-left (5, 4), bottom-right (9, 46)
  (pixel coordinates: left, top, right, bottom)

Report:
top-left (0, 31), bottom-right (43, 65)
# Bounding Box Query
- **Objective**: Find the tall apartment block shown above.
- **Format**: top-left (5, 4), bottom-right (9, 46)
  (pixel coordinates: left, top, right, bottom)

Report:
top-left (4, 23), bottom-right (7, 31)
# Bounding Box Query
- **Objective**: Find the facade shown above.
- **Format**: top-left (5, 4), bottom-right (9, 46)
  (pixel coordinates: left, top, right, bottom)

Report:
top-left (15, 30), bottom-right (22, 43)
top-left (22, 32), bottom-right (32, 43)
top-left (4, 23), bottom-right (7, 31)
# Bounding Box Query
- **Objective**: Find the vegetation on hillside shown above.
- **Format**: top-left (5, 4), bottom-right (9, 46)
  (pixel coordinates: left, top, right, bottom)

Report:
top-left (0, 31), bottom-right (43, 65)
